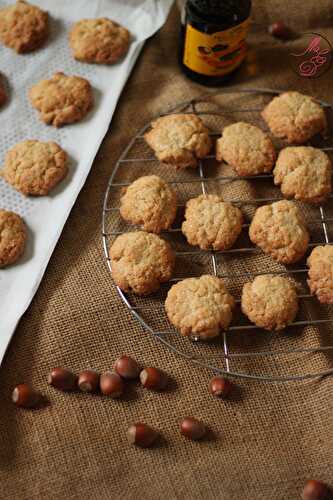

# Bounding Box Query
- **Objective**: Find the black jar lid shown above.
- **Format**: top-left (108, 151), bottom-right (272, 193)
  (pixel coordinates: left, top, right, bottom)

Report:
top-left (188, 0), bottom-right (251, 25)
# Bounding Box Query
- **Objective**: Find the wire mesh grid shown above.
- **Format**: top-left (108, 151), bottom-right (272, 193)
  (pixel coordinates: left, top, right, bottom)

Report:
top-left (102, 88), bottom-right (333, 382)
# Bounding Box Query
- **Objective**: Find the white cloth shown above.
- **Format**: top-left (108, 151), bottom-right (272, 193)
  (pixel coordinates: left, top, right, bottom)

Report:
top-left (0, 0), bottom-right (173, 363)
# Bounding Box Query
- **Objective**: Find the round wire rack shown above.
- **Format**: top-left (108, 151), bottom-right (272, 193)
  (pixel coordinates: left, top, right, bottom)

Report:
top-left (102, 88), bottom-right (333, 382)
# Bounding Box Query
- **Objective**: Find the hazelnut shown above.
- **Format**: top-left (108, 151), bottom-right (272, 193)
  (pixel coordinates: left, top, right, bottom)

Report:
top-left (180, 417), bottom-right (206, 441)
top-left (12, 384), bottom-right (40, 409)
top-left (78, 370), bottom-right (100, 393)
top-left (302, 480), bottom-right (328, 500)
top-left (47, 367), bottom-right (77, 391)
top-left (139, 367), bottom-right (168, 390)
top-left (209, 376), bottom-right (233, 398)
top-left (100, 371), bottom-right (124, 398)
top-left (114, 355), bottom-right (140, 380)
top-left (268, 21), bottom-right (292, 40)
top-left (127, 422), bottom-right (158, 448)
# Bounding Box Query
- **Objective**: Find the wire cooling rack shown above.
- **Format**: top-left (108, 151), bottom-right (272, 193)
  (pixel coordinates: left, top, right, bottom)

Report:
top-left (102, 88), bottom-right (333, 382)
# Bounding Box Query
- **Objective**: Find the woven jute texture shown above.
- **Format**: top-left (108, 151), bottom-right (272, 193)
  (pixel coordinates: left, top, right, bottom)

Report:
top-left (1, 3), bottom-right (333, 499)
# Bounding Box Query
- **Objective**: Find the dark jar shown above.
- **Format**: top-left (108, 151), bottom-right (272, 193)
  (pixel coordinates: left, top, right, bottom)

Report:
top-left (179, 0), bottom-right (252, 86)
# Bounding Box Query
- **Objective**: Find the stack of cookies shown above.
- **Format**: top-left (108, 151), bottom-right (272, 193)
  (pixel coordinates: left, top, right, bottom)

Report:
top-left (110, 90), bottom-right (333, 341)
top-left (0, 0), bottom-right (131, 268)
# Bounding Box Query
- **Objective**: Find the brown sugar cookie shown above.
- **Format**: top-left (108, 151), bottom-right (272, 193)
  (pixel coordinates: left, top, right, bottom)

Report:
top-left (144, 114), bottom-right (212, 169)
top-left (216, 122), bottom-right (276, 176)
top-left (29, 72), bottom-right (93, 127)
top-left (182, 194), bottom-right (243, 250)
top-left (69, 18), bottom-right (130, 64)
top-left (120, 175), bottom-right (177, 234)
top-left (241, 275), bottom-right (299, 331)
top-left (0, 0), bottom-right (48, 53)
top-left (1, 140), bottom-right (68, 196)
top-left (307, 245), bottom-right (333, 304)
top-left (262, 91), bottom-right (327, 144)
top-left (249, 200), bottom-right (309, 264)
top-left (165, 275), bottom-right (235, 340)
top-left (274, 146), bottom-right (332, 204)
top-left (110, 231), bottom-right (175, 295)
top-left (0, 210), bottom-right (27, 267)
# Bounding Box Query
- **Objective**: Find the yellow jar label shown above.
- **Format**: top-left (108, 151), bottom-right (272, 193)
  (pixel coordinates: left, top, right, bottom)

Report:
top-left (183, 18), bottom-right (250, 76)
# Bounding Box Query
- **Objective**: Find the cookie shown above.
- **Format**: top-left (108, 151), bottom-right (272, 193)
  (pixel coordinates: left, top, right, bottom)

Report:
top-left (29, 72), bottom-right (93, 127)
top-left (165, 275), bottom-right (235, 340)
top-left (274, 146), bottom-right (332, 204)
top-left (110, 231), bottom-right (175, 295)
top-left (0, 210), bottom-right (26, 267)
top-left (69, 18), bottom-right (130, 64)
top-left (216, 122), bottom-right (276, 176)
top-left (307, 245), bottom-right (333, 304)
top-left (182, 194), bottom-right (243, 250)
top-left (0, 0), bottom-right (48, 53)
top-left (1, 140), bottom-right (68, 196)
top-left (241, 275), bottom-right (299, 331)
top-left (120, 175), bottom-right (177, 234)
top-left (262, 91), bottom-right (327, 144)
top-left (144, 114), bottom-right (212, 169)
top-left (249, 200), bottom-right (309, 264)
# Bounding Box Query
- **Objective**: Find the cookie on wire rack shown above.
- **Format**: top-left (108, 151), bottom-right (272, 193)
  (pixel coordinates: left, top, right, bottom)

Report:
top-left (307, 245), bottom-right (333, 304)
top-left (144, 114), bottom-right (212, 169)
top-left (165, 275), bottom-right (235, 340)
top-left (241, 275), bottom-right (299, 331)
top-left (0, 210), bottom-right (27, 268)
top-left (249, 200), bottom-right (309, 264)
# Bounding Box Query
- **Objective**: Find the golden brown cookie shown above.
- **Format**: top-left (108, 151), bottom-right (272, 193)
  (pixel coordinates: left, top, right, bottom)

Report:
top-left (110, 231), bottom-right (175, 295)
top-left (274, 146), bottom-right (332, 204)
top-left (29, 72), bottom-right (93, 127)
top-left (0, 0), bottom-right (48, 53)
top-left (69, 18), bottom-right (130, 64)
top-left (216, 122), bottom-right (276, 176)
top-left (262, 91), bottom-right (327, 144)
top-left (120, 175), bottom-right (177, 234)
top-left (144, 114), bottom-right (212, 169)
top-left (165, 275), bottom-right (235, 340)
top-left (241, 275), bottom-right (299, 331)
top-left (0, 210), bottom-right (26, 267)
top-left (1, 140), bottom-right (68, 196)
top-left (307, 245), bottom-right (333, 304)
top-left (182, 194), bottom-right (243, 250)
top-left (249, 200), bottom-right (309, 264)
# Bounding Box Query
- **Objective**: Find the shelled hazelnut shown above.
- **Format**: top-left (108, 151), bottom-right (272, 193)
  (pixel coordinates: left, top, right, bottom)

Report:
top-left (209, 376), bottom-right (233, 399)
top-left (48, 368), bottom-right (77, 391)
top-left (127, 422), bottom-right (158, 448)
top-left (12, 383), bottom-right (41, 409)
top-left (114, 355), bottom-right (140, 380)
top-left (302, 480), bottom-right (329, 500)
top-left (139, 367), bottom-right (168, 391)
top-left (180, 417), bottom-right (206, 441)
top-left (100, 371), bottom-right (124, 398)
top-left (78, 370), bottom-right (100, 393)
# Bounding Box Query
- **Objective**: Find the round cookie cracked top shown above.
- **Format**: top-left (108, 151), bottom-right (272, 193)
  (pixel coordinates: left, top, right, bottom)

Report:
top-left (274, 146), bottom-right (332, 204)
top-left (241, 275), bottom-right (299, 331)
top-left (1, 140), bottom-right (68, 196)
top-left (110, 231), bottom-right (175, 295)
top-left (249, 200), bottom-right (309, 264)
top-left (69, 18), bottom-right (130, 64)
top-left (165, 275), bottom-right (235, 340)
top-left (0, 0), bottom-right (48, 53)
top-left (262, 91), bottom-right (327, 144)
top-left (120, 175), bottom-right (177, 234)
top-left (307, 245), bottom-right (333, 304)
top-left (182, 194), bottom-right (243, 250)
top-left (216, 122), bottom-right (276, 176)
top-left (0, 210), bottom-right (27, 267)
top-left (29, 72), bottom-right (93, 127)
top-left (144, 114), bottom-right (212, 169)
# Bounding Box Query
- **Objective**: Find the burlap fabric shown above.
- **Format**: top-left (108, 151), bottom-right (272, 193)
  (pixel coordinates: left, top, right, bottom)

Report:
top-left (1, 2), bottom-right (333, 499)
